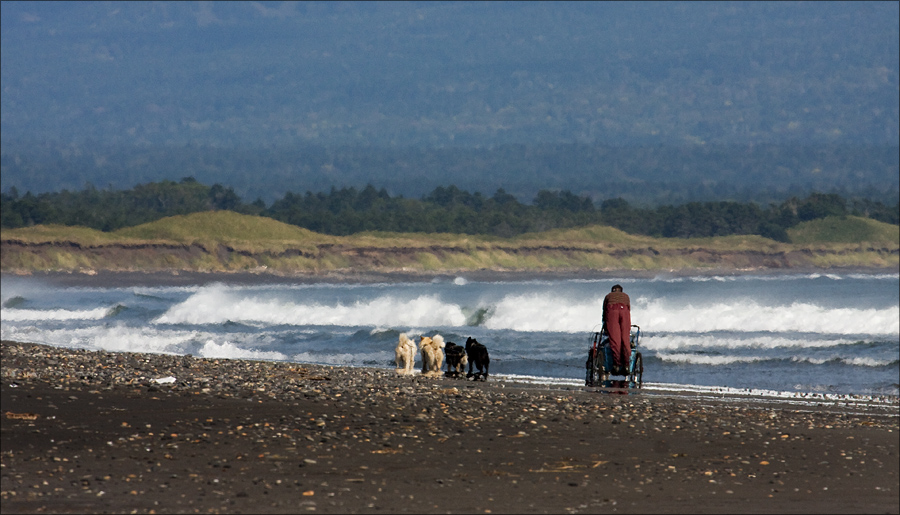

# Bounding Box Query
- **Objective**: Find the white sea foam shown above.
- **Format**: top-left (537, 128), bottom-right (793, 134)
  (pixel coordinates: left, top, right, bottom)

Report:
top-left (791, 355), bottom-right (898, 367)
top-left (847, 273), bottom-right (900, 281)
top-left (655, 353), bottom-right (768, 365)
top-left (153, 285), bottom-right (467, 327)
top-left (641, 334), bottom-right (859, 351)
top-left (141, 282), bottom-right (900, 336)
top-left (464, 376), bottom-right (897, 407)
top-left (96, 285), bottom-right (203, 295)
top-left (493, 373), bottom-right (583, 387)
top-left (637, 299), bottom-right (899, 335)
top-left (481, 293), bottom-right (899, 335)
top-left (648, 272), bottom-right (899, 284)
top-left (654, 352), bottom-right (896, 367)
top-left (0, 324), bottom-right (200, 355)
top-left (198, 339), bottom-right (287, 361)
top-left (483, 293), bottom-right (605, 332)
top-left (1, 307), bottom-right (113, 322)
top-left (638, 382), bottom-right (900, 407)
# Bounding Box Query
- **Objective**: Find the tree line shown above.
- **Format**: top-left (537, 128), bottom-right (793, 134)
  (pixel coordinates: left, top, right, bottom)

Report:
top-left (4, 142), bottom-right (898, 209)
top-left (1, 179), bottom-right (897, 242)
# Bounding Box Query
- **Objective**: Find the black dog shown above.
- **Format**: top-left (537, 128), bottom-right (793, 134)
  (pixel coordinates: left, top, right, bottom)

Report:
top-left (444, 341), bottom-right (468, 378)
top-left (465, 337), bottom-right (490, 381)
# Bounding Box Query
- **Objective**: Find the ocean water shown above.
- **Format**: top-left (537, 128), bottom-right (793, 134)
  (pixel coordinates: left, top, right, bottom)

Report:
top-left (2, 272), bottom-right (898, 399)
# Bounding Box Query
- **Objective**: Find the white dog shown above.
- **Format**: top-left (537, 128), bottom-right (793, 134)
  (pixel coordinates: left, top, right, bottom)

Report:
top-left (395, 333), bottom-right (417, 375)
top-left (419, 334), bottom-right (446, 378)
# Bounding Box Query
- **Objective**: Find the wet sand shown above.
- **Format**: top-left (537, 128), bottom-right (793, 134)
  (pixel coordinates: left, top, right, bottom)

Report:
top-left (2, 340), bottom-right (898, 514)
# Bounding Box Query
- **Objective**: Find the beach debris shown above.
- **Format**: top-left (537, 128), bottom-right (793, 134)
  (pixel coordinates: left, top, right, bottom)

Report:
top-left (4, 411), bottom-right (39, 420)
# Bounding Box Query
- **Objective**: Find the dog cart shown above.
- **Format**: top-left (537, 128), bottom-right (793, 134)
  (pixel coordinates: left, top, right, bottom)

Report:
top-left (585, 324), bottom-right (643, 388)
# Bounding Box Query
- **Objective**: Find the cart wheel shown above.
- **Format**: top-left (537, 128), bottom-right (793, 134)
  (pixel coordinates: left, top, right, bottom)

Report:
top-left (597, 346), bottom-right (608, 382)
top-left (585, 348), bottom-right (597, 386)
top-left (584, 349), bottom-right (592, 386)
top-left (633, 353), bottom-right (643, 388)
top-left (593, 350), bottom-right (601, 385)
top-left (586, 347), bottom-right (602, 386)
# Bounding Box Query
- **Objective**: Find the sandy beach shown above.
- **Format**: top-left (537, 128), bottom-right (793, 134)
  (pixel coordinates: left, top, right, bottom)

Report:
top-left (2, 340), bottom-right (897, 514)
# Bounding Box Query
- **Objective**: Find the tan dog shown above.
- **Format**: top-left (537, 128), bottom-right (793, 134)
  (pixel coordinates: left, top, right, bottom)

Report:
top-left (394, 333), bottom-right (417, 375)
top-left (419, 334), bottom-right (446, 378)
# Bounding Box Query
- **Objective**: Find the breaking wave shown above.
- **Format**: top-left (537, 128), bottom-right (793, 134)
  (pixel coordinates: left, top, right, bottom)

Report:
top-left (153, 285), bottom-right (466, 327)
top-left (1, 306), bottom-right (113, 322)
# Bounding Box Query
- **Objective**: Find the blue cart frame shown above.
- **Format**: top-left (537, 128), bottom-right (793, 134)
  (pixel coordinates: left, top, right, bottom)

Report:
top-left (585, 324), bottom-right (643, 388)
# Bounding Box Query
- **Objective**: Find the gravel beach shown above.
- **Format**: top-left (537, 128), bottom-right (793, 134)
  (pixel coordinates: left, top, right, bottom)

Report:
top-left (2, 340), bottom-right (898, 514)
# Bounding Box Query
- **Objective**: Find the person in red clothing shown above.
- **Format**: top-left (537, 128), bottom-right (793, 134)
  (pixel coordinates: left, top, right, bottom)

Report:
top-left (602, 284), bottom-right (632, 372)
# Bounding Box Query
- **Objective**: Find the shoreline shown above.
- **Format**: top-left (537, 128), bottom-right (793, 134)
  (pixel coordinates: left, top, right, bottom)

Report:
top-left (3, 265), bottom-right (898, 288)
top-left (2, 340), bottom-right (898, 514)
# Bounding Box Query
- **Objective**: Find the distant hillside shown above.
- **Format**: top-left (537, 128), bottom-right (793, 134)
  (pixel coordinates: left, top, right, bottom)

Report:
top-left (2, 2), bottom-right (897, 148)
top-left (3, 212), bottom-right (897, 275)
top-left (115, 211), bottom-right (331, 248)
top-left (788, 216), bottom-right (900, 245)
top-left (2, 2), bottom-right (897, 203)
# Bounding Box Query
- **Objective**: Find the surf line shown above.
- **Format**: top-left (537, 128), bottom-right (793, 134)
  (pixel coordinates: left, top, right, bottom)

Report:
top-left (504, 353), bottom-right (582, 369)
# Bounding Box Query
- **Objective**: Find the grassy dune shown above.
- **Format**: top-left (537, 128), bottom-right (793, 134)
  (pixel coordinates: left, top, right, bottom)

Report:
top-left (115, 211), bottom-right (337, 253)
top-left (2, 212), bottom-right (898, 275)
top-left (788, 216), bottom-right (900, 244)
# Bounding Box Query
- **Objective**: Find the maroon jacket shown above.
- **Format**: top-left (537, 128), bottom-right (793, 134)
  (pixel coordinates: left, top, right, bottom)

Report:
top-left (603, 291), bottom-right (630, 319)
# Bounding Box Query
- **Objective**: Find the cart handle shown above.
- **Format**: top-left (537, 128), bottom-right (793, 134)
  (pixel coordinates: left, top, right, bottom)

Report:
top-left (630, 325), bottom-right (641, 346)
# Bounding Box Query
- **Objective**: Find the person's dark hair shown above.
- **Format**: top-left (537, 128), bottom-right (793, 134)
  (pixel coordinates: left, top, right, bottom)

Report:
top-left (611, 284), bottom-right (623, 292)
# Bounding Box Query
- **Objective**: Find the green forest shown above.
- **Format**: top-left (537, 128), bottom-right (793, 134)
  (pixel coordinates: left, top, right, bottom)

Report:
top-left (2, 179), bottom-right (897, 243)
top-left (3, 142), bottom-right (898, 208)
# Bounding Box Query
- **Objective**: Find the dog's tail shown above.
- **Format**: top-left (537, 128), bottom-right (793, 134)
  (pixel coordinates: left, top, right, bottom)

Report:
top-left (432, 334), bottom-right (446, 348)
top-left (399, 332), bottom-right (409, 345)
